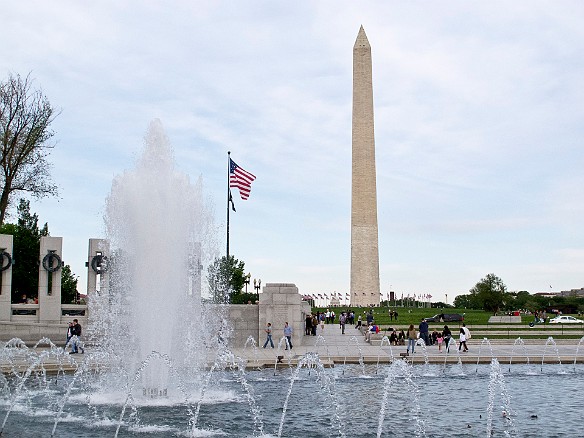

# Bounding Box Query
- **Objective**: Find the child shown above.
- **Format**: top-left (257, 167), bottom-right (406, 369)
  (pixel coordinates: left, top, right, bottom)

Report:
top-left (436, 332), bottom-right (444, 352)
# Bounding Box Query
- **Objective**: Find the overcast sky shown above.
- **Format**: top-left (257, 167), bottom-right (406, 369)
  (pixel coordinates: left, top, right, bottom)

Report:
top-left (2, 1), bottom-right (583, 303)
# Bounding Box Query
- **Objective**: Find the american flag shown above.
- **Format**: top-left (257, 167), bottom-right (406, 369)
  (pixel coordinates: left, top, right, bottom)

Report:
top-left (229, 158), bottom-right (256, 200)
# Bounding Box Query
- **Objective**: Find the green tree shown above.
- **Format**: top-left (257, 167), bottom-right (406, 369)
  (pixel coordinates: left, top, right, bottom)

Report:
top-left (207, 255), bottom-right (246, 304)
top-left (469, 273), bottom-right (508, 315)
top-left (0, 73), bottom-right (59, 225)
top-left (453, 294), bottom-right (472, 309)
top-left (453, 291), bottom-right (483, 310)
top-left (0, 199), bottom-right (47, 302)
top-left (0, 199), bottom-right (77, 303)
top-left (510, 290), bottom-right (531, 309)
top-left (60, 264), bottom-right (79, 304)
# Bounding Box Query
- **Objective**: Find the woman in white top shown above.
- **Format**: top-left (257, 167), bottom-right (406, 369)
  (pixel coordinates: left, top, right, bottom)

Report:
top-left (458, 328), bottom-right (468, 352)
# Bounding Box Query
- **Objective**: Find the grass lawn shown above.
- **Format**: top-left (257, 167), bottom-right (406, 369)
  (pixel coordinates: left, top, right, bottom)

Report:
top-left (313, 306), bottom-right (490, 326)
top-left (311, 306), bottom-right (584, 331)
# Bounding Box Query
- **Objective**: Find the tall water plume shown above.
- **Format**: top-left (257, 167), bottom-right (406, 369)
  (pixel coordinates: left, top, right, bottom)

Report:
top-left (100, 119), bottom-right (218, 392)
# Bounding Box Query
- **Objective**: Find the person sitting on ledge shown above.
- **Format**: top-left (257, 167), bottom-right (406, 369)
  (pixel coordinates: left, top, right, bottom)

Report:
top-left (398, 330), bottom-right (405, 345)
top-left (364, 322), bottom-right (379, 343)
top-left (389, 330), bottom-right (398, 345)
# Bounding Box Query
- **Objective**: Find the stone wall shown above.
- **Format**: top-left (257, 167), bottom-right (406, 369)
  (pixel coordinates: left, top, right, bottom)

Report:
top-left (0, 282), bottom-right (310, 350)
top-left (227, 304), bottom-right (259, 347)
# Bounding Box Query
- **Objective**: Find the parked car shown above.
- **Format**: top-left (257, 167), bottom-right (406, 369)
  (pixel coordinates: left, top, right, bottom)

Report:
top-left (423, 313), bottom-right (464, 323)
top-left (549, 315), bottom-right (584, 324)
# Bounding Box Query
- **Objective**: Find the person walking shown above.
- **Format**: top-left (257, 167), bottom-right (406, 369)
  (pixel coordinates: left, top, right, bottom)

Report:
top-left (458, 327), bottom-right (469, 352)
top-left (418, 318), bottom-right (429, 346)
top-left (311, 315), bottom-right (318, 336)
top-left (462, 323), bottom-right (471, 342)
top-left (407, 324), bottom-right (417, 354)
top-left (66, 322), bottom-right (74, 350)
top-left (70, 319), bottom-right (84, 354)
top-left (263, 322), bottom-right (274, 348)
top-left (340, 312), bottom-right (346, 334)
top-left (436, 331), bottom-right (444, 352)
top-left (366, 311), bottom-right (374, 325)
top-left (442, 325), bottom-right (453, 352)
top-left (283, 322), bottom-right (293, 350)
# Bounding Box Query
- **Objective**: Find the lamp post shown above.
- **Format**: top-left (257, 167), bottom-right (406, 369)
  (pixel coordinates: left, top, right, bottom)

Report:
top-left (254, 278), bottom-right (261, 303)
top-left (244, 273), bottom-right (251, 293)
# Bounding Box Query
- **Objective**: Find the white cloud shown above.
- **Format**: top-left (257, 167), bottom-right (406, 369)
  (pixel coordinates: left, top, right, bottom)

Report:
top-left (1, 1), bottom-right (583, 303)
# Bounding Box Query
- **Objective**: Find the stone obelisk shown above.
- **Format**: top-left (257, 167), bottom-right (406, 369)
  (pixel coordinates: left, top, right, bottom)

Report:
top-left (351, 26), bottom-right (380, 307)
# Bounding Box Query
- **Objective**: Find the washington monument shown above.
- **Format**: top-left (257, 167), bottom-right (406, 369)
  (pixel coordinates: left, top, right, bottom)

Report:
top-left (350, 26), bottom-right (380, 307)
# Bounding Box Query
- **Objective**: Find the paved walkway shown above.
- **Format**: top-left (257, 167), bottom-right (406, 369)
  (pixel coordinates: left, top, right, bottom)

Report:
top-left (230, 322), bottom-right (584, 368)
top-left (3, 324), bottom-right (583, 374)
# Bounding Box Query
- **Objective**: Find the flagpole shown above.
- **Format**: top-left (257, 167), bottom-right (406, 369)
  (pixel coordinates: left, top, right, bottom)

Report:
top-left (227, 151), bottom-right (231, 258)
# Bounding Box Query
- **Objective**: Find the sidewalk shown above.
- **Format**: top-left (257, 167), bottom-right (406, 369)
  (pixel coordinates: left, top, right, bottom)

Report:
top-left (229, 322), bottom-right (584, 368)
top-left (4, 324), bottom-right (582, 374)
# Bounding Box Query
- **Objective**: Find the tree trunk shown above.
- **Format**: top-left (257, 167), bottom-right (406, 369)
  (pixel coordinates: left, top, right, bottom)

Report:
top-left (0, 186), bottom-right (10, 226)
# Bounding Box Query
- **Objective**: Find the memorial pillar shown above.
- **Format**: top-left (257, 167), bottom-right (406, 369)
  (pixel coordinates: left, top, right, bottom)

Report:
top-left (86, 238), bottom-right (110, 297)
top-left (0, 234), bottom-right (14, 322)
top-left (38, 236), bottom-right (63, 323)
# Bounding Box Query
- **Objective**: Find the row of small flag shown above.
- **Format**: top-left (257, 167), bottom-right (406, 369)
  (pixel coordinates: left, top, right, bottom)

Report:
top-left (305, 293), bottom-right (434, 300)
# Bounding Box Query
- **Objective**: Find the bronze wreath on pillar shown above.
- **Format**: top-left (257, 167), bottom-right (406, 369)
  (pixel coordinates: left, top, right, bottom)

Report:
top-left (0, 251), bottom-right (11, 272)
top-left (42, 251), bottom-right (62, 273)
top-left (90, 254), bottom-right (108, 274)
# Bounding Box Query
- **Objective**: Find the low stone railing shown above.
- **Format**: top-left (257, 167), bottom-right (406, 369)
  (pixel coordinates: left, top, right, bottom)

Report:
top-left (9, 304), bottom-right (87, 324)
top-left (11, 304), bottom-right (39, 318)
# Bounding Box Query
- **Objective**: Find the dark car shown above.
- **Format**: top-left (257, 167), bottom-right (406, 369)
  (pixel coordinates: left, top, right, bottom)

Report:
top-left (423, 313), bottom-right (464, 323)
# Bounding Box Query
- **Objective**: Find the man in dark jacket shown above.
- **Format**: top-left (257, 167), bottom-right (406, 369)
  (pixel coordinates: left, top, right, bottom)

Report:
top-left (419, 319), bottom-right (429, 346)
top-left (70, 319), bottom-right (84, 354)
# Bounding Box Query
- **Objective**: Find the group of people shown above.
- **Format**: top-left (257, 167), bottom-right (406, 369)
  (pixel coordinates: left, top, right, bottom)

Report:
top-left (305, 313), bottom-right (320, 336)
top-left (266, 314), bottom-right (473, 357)
top-left (306, 309), bottom-right (380, 335)
top-left (18, 293), bottom-right (38, 304)
top-left (533, 310), bottom-right (548, 324)
top-left (263, 322), bottom-right (293, 350)
top-left (358, 317), bottom-right (472, 355)
top-left (402, 321), bottom-right (471, 354)
top-left (66, 319), bottom-right (84, 354)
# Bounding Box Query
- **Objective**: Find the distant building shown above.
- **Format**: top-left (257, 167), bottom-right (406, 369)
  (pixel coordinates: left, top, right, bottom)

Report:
top-left (560, 288), bottom-right (584, 297)
top-left (534, 292), bottom-right (560, 298)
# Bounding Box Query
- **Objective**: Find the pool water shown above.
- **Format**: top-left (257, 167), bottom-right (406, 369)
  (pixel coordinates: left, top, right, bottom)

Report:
top-left (0, 363), bottom-right (580, 437)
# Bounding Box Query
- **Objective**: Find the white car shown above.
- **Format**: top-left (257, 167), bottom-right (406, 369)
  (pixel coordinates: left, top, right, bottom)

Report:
top-left (549, 315), bottom-right (584, 324)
